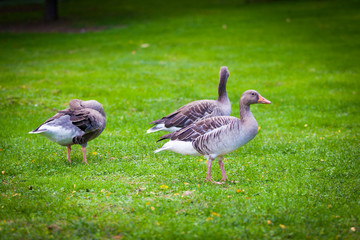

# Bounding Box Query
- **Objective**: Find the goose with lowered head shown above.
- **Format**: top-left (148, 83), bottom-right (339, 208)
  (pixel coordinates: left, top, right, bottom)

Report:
top-left (29, 99), bottom-right (106, 164)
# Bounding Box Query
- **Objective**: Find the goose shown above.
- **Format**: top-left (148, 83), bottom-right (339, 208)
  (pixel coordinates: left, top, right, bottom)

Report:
top-left (29, 99), bottom-right (106, 164)
top-left (147, 66), bottom-right (231, 133)
top-left (154, 90), bottom-right (271, 183)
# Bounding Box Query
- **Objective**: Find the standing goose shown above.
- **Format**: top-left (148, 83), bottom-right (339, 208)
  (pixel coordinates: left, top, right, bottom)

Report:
top-left (147, 66), bottom-right (231, 133)
top-left (154, 90), bottom-right (271, 183)
top-left (29, 99), bottom-right (106, 164)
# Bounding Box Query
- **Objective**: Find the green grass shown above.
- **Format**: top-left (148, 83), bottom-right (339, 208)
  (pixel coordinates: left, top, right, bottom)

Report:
top-left (0, 0), bottom-right (360, 239)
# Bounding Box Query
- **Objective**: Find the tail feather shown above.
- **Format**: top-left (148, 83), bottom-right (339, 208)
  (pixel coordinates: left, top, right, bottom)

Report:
top-left (146, 126), bottom-right (163, 133)
top-left (156, 132), bottom-right (173, 142)
top-left (154, 146), bottom-right (170, 153)
top-left (29, 129), bottom-right (47, 134)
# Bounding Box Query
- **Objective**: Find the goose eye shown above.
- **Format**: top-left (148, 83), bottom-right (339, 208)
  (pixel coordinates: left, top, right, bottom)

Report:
top-left (251, 92), bottom-right (255, 96)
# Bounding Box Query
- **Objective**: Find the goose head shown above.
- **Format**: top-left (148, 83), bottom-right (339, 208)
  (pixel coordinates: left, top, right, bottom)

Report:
top-left (241, 90), bottom-right (271, 105)
top-left (69, 99), bottom-right (106, 116)
top-left (69, 99), bottom-right (83, 110)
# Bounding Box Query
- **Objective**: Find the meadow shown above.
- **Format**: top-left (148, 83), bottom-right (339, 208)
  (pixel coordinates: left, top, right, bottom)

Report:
top-left (0, 0), bottom-right (359, 239)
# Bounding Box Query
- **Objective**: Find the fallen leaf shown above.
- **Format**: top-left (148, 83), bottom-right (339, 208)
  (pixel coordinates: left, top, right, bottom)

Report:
top-left (182, 191), bottom-right (193, 197)
top-left (141, 43), bottom-right (150, 48)
top-left (112, 235), bottom-right (123, 239)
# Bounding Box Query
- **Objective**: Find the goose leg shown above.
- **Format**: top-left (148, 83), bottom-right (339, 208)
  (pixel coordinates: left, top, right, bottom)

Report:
top-left (66, 146), bottom-right (71, 164)
top-left (81, 146), bottom-right (88, 164)
top-left (204, 156), bottom-right (213, 182)
top-left (218, 156), bottom-right (229, 182)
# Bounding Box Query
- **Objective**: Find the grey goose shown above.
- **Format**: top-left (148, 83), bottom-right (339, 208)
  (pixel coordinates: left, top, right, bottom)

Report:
top-left (29, 99), bottom-right (106, 164)
top-left (154, 90), bottom-right (271, 183)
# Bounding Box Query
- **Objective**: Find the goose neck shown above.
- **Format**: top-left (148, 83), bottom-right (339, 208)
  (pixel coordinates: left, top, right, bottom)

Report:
top-left (239, 102), bottom-right (253, 121)
top-left (217, 78), bottom-right (228, 102)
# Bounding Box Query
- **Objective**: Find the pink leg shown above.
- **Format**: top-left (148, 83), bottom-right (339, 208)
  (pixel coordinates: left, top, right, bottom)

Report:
top-left (82, 146), bottom-right (88, 164)
top-left (204, 156), bottom-right (213, 182)
top-left (218, 156), bottom-right (229, 181)
top-left (66, 146), bottom-right (71, 164)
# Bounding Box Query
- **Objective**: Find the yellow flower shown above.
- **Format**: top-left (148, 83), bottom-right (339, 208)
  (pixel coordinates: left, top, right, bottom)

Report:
top-left (160, 185), bottom-right (168, 189)
top-left (212, 212), bottom-right (220, 217)
top-left (279, 224), bottom-right (286, 229)
top-left (267, 220), bottom-right (271, 224)
top-left (146, 202), bottom-right (150, 205)
top-left (92, 152), bottom-right (97, 155)
top-left (206, 217), bottom-right (213, 221)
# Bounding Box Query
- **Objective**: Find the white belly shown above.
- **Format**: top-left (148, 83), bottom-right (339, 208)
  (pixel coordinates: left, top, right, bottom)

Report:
top-left (162, 140), bottom-right (202, 156)
top-left (38, 124), bottom-right (84, 146)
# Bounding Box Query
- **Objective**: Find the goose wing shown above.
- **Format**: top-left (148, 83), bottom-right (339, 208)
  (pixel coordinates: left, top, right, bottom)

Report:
top-left (151, 100), bottom-right (218, 128)
top-left (32, 108), bottom-right (104, 133)
top-left (69, 108), bottom-right (105, 133)
top-left (158, 116), bottom-right (237, 142)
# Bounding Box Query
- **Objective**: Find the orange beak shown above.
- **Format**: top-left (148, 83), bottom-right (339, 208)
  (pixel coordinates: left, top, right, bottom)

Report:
top-left (257, 95), bottom-right (271, 104)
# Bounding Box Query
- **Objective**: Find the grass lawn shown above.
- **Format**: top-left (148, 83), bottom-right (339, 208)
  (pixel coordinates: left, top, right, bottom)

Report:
top-left (0, 0), bottom-right (359, 239)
